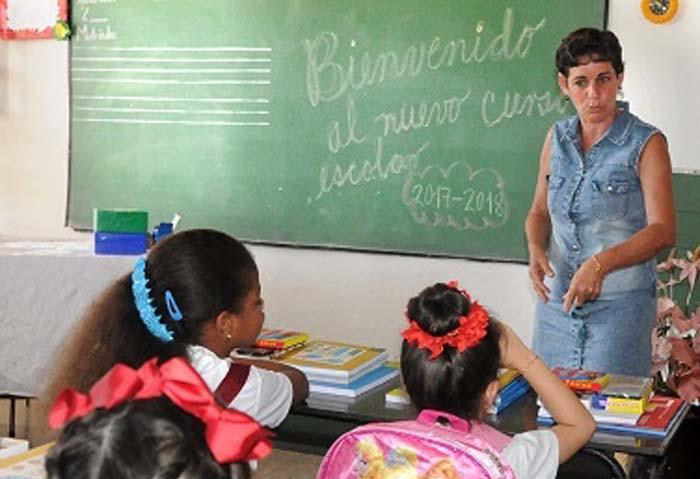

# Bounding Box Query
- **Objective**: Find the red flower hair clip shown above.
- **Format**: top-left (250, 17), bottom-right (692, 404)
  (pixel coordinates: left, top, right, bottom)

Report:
top-left (49, 357), bottom-right (272, 463)
top-left (402, 281), bottom-right (489, 359)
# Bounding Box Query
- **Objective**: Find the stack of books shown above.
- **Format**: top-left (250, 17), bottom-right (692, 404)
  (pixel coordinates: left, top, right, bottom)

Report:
top-left (233, 328), bottom-right (309, 359)
top-left (489, 368), bottom-right (532, 414)
top-left (539, 394), bottom-right (688, 438)
top-left (276, 339), bottom-right (398, 400)
top-left (538, 371), bottom-right (688, 438)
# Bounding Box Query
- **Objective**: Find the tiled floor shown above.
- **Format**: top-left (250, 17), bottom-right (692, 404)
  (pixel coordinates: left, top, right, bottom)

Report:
top-left (0, 398), bottom-right (322, 478)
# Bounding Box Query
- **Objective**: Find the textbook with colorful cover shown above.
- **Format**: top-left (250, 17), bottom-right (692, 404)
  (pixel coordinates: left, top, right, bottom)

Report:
top-left (590, 375), bottom-right (654, 414)
top-left (310, 364), bottom-right (399, 398)
top-left (254, 328), bottom-right (309, 350)
top-left (552, 367), bottom-right (611, 393)
top-left (277, 339), bottom-right (389, 384)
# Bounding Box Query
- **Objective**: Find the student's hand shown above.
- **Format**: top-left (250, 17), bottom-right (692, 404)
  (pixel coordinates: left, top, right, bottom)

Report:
top-left (562, 257), bottom-right (604, 312)
top-left (528, 247), bottom-right (554, 302)
top-left (498, 323), bottom-right (534, 372)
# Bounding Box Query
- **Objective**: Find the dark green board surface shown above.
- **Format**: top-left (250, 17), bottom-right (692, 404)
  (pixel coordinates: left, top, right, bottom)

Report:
top-left (673, 174), bottom-right (700, 253)
top-left (68, 0), bottom-right (609, 260)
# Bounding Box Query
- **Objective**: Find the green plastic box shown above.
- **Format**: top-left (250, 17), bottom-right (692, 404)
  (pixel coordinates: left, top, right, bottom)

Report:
top-left (93, 209), bottom-right (149, 233)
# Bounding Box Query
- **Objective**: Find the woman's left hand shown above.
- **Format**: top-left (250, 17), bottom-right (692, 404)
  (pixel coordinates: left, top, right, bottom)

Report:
top-left (562, 257), bottom-right (603, 312)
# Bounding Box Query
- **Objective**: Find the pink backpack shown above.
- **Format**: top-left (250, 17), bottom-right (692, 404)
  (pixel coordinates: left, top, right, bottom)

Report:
top-left (317, 409), bottom-right (516, 479)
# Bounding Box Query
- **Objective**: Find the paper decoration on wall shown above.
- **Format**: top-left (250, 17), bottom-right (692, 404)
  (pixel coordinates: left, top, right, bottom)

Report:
top-left (0, 0), bottom-right (68, 40)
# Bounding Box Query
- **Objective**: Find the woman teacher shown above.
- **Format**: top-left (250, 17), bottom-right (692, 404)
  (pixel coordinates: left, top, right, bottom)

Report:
top-left (525, 28), bottom-right (675, 376)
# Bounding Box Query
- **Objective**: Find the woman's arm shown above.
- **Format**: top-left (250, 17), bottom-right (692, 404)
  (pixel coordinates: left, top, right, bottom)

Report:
top-left (234, 358), bottom-right (309, 405)
top-left (598, 133), bottom-right (676, 270)
top-left (563, 133), bottom-right (675, 311)
top-left (525, 128), bottom-right (555, 302)
top-left (499, 323), bottom-right (595, 463)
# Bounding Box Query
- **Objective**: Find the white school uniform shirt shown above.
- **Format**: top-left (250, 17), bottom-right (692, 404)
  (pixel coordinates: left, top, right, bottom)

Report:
top-left (501, 429), bottom-right (559, 479)
top-left (187, 344), bottom-right (293, 428)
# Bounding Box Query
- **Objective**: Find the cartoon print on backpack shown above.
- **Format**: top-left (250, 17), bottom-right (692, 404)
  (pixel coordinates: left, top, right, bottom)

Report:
top-left (353, 436), bottom-right (458, 479)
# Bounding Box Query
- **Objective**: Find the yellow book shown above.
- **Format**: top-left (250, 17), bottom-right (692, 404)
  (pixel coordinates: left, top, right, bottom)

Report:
top-left (590, 375), bottom-right (654, 415)
top-left (277, 339), bottom-right (388, 384)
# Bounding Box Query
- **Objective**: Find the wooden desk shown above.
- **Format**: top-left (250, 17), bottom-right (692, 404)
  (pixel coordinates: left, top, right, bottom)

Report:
top-left (274, 380), bottom-right (689, 477)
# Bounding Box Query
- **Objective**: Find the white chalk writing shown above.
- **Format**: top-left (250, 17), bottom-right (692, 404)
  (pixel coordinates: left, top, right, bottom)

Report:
top-left (402, 162), bottom-right (509, 230)
top-left (327, 96), bottom-right (367, 154)
top-left (316, 139), bottom-right (429, 199)
top-left (481, 89), bottom-right (568, 127)
top-left (303, 8), bottom-right (545, 106)
top-left (374, 90), bottom-right (471, 138)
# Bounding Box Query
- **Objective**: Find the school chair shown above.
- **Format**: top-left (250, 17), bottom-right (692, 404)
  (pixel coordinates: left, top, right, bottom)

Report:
top-left (556, 448), bottom-right (626, 479)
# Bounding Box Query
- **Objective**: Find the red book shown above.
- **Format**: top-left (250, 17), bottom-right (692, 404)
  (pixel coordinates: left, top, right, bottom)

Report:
top-left (552, 367), bottom-right (611, 393)
top-left (636, 395), bottom-right (685, 430)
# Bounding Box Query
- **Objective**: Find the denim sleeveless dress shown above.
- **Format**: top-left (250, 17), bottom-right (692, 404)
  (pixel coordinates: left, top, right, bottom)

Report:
top-left (531, 102), bottom-right (659, 376)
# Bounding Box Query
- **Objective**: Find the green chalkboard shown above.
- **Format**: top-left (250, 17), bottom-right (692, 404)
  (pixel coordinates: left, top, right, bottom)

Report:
top-left (68, 0), bottom-right (607, 260)
top-left (673, 173), bottom-right (700, 253)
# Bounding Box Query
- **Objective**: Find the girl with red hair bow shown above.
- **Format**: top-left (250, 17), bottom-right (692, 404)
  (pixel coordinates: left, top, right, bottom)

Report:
top-left (46, 356), bottom-right (272, 479)
top-left (399, 281), bottom-right (595, 479)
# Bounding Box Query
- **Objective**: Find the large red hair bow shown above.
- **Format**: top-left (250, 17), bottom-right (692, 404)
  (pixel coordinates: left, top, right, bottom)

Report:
top-left (402, 280), bottom-right (489, 359)
top-left (49, 357), bottom-right (272, 463)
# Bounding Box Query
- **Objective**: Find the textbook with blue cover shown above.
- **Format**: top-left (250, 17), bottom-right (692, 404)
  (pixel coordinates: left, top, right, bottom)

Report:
top-left (491, 376), bottom-right (531, 414)
top-left (309, 365), bottom-right (399, 398)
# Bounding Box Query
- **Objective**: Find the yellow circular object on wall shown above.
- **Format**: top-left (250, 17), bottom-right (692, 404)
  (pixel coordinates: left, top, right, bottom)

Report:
top-left (641, 0), bottom-right (679, 24)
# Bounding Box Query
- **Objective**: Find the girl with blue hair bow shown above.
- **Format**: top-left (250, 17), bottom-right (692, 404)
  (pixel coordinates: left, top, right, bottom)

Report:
top-left (47, 229), bottom-right (308, 428)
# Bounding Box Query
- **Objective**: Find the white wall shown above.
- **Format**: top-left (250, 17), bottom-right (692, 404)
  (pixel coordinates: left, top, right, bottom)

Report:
top-left (1, 1), bottom-right (699, 358)
top-left (608, 2), bottom-right (700, 172)
top-left (0, 41), bottom-right (72, 238)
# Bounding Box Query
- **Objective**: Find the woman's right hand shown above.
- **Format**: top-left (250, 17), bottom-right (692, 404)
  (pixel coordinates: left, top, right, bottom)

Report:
top-left (528, 247), bottom-right (554, 302)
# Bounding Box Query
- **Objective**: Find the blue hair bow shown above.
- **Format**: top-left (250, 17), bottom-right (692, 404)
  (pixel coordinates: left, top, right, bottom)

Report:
top-left (131, 257), bottom-right (174, 343)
